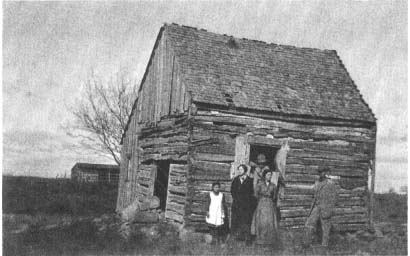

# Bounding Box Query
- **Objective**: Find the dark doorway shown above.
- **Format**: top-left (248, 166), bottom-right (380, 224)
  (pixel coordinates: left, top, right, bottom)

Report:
top-left (154, 160), bottom-right (170, 211)
top-left (249, 145), bottom-right (279, 171)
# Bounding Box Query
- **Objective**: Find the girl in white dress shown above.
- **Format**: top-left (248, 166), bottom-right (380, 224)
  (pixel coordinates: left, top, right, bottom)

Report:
top-left (206, 182), bottom-right (226, 244)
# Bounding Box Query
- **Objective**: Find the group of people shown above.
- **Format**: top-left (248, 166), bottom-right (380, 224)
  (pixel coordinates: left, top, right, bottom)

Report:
top-left (205, 153), bottom-right (339, 248)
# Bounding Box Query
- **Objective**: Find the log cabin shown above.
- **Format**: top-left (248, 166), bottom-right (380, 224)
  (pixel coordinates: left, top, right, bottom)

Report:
top-left (116, 23), bottom-right (377, 232)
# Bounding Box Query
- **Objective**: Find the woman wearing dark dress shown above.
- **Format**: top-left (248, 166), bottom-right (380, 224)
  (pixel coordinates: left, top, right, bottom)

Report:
top-left (251, 168), bottom-right (278, 246)
top-left (230, 164), bottom-right (254, 243)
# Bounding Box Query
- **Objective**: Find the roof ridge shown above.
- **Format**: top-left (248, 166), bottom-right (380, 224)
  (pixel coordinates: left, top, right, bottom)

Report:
top-left (164, 22), bottom-right (335, 53)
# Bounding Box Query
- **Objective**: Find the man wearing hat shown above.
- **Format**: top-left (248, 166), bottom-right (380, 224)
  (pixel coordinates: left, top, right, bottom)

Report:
top-left (303, 166), bottom-right (339, 248)
top-left (250, 153), bottom-right (270, 192)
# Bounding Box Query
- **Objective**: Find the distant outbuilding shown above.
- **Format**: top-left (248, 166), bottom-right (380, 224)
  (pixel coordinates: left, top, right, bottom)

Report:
top-left (71, 163), bottom-right (120, 184)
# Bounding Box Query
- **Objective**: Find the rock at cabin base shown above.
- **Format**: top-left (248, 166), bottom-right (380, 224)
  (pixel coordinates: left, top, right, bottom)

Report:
top-left (119, 200), bottom-right (141, 222)
top-left (119, 195), bottom-right (160, 222)
top-left (138, 196), bottom-right (160, 211)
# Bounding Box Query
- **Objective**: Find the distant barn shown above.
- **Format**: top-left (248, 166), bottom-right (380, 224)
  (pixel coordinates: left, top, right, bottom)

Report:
top-left (71, 163), bottom-right (120, 184)
top-left (117, 24), bottom-right (377, 232)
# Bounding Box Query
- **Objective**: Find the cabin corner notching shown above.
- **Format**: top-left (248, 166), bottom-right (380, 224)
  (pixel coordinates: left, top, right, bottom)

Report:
top-left (116, 24), bottom-right (377, 232)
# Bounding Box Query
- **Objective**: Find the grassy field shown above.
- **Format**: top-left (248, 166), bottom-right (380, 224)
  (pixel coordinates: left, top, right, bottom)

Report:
top-left (3, 175), bottom-right (117, 215)
top-left (3, 176), bottom-right (407, 255)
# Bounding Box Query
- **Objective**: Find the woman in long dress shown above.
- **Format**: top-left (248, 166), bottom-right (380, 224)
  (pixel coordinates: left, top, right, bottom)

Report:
top-left (251, 168), bottom-right (278, 246)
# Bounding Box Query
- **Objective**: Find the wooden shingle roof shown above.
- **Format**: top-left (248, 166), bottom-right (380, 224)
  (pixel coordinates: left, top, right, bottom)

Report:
top-left (165, 23), bottom-right (376, 123)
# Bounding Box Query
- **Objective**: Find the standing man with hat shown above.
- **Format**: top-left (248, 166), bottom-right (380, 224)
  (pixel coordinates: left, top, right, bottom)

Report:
top-left (303, 166), bottom-right (339, 248)
top-left (250, 153), bottom-right (270, 193)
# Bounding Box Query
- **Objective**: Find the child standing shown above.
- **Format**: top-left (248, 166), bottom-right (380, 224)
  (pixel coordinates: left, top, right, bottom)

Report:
top-left (206, 182), bottom-right (226, 244)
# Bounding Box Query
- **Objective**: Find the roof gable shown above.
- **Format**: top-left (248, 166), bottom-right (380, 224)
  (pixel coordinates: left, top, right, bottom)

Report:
top-left (164, 24), bottom-right (376, 123)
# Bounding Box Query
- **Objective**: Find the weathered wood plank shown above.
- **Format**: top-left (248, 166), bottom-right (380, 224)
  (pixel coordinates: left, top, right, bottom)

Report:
top-left (167, 184), bottom-right (187, 194)
top-left (165, 210), bottom-right (184, 223)
top-left (192, 153), bottom-right (235, 163)
top-left (167, 192), bottom-right (186, 204)
top-left (286, 164), bottom-right (368, 178)
top-left (289, 149), bottom-right (370, 162)
top-left (166, 201), bottom-right (185, 214)
top-left (141, 153), bottom-right (187, 162)
top-left (139, 136), bottom-right (188, 148)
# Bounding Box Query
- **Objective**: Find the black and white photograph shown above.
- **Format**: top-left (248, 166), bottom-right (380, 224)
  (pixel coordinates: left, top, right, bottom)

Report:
top-left (3, 1), bottom-right (407, 255)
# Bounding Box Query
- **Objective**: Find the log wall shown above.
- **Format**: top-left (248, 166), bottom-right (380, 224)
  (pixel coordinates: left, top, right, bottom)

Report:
top-left (117, 115), bottom-right (190, 218)
top-left (136, 28), bottom-right (189, 125)
top-left (165, 164), bottom-right (188, 223)
top-left (185, 109), bottom-right (376, 231)
top-left (117, 27), bottom-right (190, 214)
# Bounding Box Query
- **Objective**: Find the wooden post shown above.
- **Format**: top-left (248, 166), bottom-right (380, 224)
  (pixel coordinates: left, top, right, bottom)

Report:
top-left (369, 158), bottom-right (376, 227)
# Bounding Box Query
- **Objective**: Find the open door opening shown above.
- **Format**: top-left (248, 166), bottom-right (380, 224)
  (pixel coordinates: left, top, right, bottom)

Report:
top-left (249, 144), bottom-right (279, 172)
top-left (249, 144), bottom-right (281, 223)
top-left (154, 160), bottom-right (170, 211)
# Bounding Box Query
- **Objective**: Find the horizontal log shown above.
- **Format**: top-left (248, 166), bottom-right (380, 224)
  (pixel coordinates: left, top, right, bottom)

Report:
top-left (185, 213), bottom-right (206, 223)
top-left (143, 145), bottom-right (188, 155)
top-left (140, 141), bottom-right (188, 150)
top-left (285, 174), bottom-right (318, 183)
top-left (191, 160), bottom-right (231, 173)
top-left (191, 192), bottom-right (233, 205)
top-left (191, 160), bottom-right (231, 180)
top-left (190, 202), bottom-right (208, 214)
top-left (281, 212), bottom-right (368, 226)
top-left (136, 185), bottom-right (150, 195)
top-left (281, 209), bottom-right (310, 218)
top-left (192, 143), bottom-right (236, 156)
top-left (289, 149), bottom-right (370, 162)
top-left (192, 152), bottom-right (235, 163)
top-left (194, 121), bottom-right (247, 135)
top-left (165, 210), bottom-right (184, 223)
top-left (333, 223), bottom-right (369, 232)
top-left (194, 111), bottom-right (376, 133)
top-left (289, 140), bottom-right (366, 154)
top-left (167, 183), bottom-right (187, 194)
top-left (279, 197), bottom-right (364, 208)
top-left (137, 177), bottom-right (151, 185)
top-left (141, 153), bottom-right (187, 162)
top-left (167, 192), bottom-right (186, 204)
top-left (137, 169), bottom-right (152, 179)
top-left (191, 181), bottom-right (231, 192)
top-left (286, 164), bottom-right (367, 178)
top-left (170, 164), bottom-right (188, 172)
top-left (339, 177), bottom-right (368, 190)
top-left (333, 214), bottom-right (368, 224)
top-left (140, 120), bottom-right (188, 135)
top-left (247, 136), bottom-right (283, 147)
top-left (139, 136), bottom-right (188, 148)
top-left (279, 206), bottom-right (368, 217)
top-left (166, 201), bottom-right (185, 214)
top-left (193, 112), bottom-right (375, 142)
top-left (286, 157), bottom-right (369, 169)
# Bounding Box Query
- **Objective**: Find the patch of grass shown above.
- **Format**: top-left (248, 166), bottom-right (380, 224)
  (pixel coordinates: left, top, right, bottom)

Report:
top-left (3, 175), bottom-right (118, 216)
top-left (373, 192), bottom-right (407, 223)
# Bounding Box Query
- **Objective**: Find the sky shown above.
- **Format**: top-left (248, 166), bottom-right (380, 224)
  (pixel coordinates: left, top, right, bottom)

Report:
top-left (2, 1), bottom-right (407, 192)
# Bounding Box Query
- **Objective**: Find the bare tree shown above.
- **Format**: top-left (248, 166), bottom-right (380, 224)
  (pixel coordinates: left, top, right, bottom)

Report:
top-left (68, 70), bottom-right (138, 164)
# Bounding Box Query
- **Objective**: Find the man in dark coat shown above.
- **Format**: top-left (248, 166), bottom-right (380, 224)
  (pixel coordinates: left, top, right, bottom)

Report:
top-left (230, 164), bottom-right (254, 244)
top-left (303, 166), bottom-right (339, 247)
